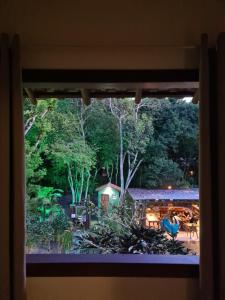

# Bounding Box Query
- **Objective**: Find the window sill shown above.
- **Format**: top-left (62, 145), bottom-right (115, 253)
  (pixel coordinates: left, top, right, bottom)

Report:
top-left (26, 254), bottom-right (199, 278)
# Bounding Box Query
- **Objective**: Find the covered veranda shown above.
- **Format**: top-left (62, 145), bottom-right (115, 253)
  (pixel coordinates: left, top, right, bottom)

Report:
top-left (128, 188), bottom-right (200, 254)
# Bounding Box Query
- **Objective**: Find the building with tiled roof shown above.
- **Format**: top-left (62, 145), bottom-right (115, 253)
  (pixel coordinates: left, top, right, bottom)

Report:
top-left (128, 188), bottom-right (199, 202)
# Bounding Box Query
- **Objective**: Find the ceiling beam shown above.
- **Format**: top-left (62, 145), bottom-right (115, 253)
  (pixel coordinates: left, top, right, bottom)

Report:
top-left (192, 89), bottom-right (199, 104)
top-left (22, 69), bottom-right (199, 85)
top-left (135, 89), bottom-right (142, 104)
top-left (24, 88), bottom-right (37, 105)
top-left (23, 81), bottom-right (199, 90)
top-left (25, 90), bottom-right (196, 100)
top-left (81, 89), bottom-right (91, 106)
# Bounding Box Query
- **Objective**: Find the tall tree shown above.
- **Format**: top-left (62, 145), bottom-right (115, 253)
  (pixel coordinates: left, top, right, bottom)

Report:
top-left (85, 100), bottom-right (120, 184)
top-left (108, 99), bottom-right (153, 203)
top-left (47, 101), bottom-right (97, 204)
top-left (135, 99), bottom-right (199, 188)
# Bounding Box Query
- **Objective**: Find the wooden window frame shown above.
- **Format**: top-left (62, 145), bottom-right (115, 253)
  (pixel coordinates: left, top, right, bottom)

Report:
top-left (23, 69), bottom-right (199, 278)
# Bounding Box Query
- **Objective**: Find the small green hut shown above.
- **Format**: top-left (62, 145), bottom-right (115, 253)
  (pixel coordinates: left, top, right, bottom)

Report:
top-left (96, 183), bottom-right (121, 214)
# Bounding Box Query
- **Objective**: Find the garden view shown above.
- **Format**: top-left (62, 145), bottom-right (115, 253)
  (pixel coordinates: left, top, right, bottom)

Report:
top-left (25, 97), bottom-right (199, 255)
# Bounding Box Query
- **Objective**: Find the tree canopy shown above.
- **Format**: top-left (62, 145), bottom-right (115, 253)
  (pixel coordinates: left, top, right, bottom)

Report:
top-left (25, 97), bottom-right (199, 204)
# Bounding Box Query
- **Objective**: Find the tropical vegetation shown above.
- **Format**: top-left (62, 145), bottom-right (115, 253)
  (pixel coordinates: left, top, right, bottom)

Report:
top-left (24, 97), bottom-right (198, 253)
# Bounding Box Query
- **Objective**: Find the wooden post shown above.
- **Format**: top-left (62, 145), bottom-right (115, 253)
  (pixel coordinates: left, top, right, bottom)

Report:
top-left (192, 89), bottom-right (200, 104)
top-left (81, 89), bottom-right (91, 106)
top-left (135, 89), bottom-right (142, 104)
top-left (85, 195), bottom-right (90, 229)
top-left (10, 34), bottom-right (26, 300)
top-left (199, 33), bottom-right (215, 300)
top-left (24, 88), bottom-right (37, 105)
top-left (0, 33), bottom-right (11, 300)
top-left (216, 32), bottom-right (225, 300)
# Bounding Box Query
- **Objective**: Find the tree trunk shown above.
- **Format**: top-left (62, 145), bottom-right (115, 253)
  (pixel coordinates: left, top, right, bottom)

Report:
top-left (79, 166), bottom-right (85, 203)
top-left (24, 115), bottom-right (37, 136)
top-left (25, 109), bottom-right (48, 136)
top-left (115, 155), bottom-right (119, 185)
top-left (106, 163), bottom-right (114, 183)
top-left (110, 163), bottom-right (114, 183)
top-left (67, 163), bottom-right (76, 204)
top-left (74, 169), bottom-right (79, 204)
top-left (84, 170), bottom-right (91, 200)
top-left (125, 158), bottom-right (143, 191)
top-left (119, 118), bottom-right (125, 204)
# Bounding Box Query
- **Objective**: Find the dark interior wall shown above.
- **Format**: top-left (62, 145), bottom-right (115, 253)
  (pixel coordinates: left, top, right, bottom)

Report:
top-left (0, 1), bottom-right (223, 299)
top-left (0, 0), bottom-right (225, 68)
top-left (27, 277), bottom-right (200, 300)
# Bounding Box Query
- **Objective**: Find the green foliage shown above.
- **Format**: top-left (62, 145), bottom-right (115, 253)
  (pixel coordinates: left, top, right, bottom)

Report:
top-left (37, 186), bottom-right (63, 200)
top-left (26, 210), bottom-right (72, 252)
top-left (28, 186), bottom-right (63, 220)
top-left (141, 157), bottom-right (184, 188)
top-left (26, 215), bottom-right (54, 250)
top-left (25, 141), bottom-right (46, 184)
top-left (25, 97), bottom-right (198, 196)
top-left (24, 97), bottom-right (199, 252)
top-left (52, 211), bottom-right (71, 236)
top-left (86, 100), bottom-right (120, 169)
top-left (124, 110), bottom-right (153, 155)
top-left (133, 99), bottom-right (199, 188)
top-left (58, 230), bottom-right (73, 253)
top-left (43, 102), bottom-right (97, 203)
top-left (76, 208), bottom-right (189, 255)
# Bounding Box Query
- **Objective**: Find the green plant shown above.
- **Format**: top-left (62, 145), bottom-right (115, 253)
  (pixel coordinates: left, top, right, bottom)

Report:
top-left (37, 186), bottom-right (63, 200)
top-left (36, 186), bottom-right (63, 220)
top-left (58, 230), bottom-right (73, 253)
top-left (76, 207), bottom-right (190, 255)
top-left (26, 214), bottom-right (54, 251)
top-left (52, 210), bottom-right (71, 237)
top-left (26, 209), bottom-right (73, 252)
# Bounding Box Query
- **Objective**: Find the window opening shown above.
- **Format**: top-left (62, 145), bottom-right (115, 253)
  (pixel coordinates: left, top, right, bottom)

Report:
top-left (24, 86), bottom-right (199, 257)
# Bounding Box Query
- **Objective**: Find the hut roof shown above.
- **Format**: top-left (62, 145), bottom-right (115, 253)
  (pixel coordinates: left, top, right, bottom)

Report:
top-left (96, 182), bottom-right (121, 192)
top-left (128, 188), bottom-right (199, 201)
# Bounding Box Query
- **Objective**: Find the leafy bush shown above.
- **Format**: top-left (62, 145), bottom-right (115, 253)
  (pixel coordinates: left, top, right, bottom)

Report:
top-left (58, 230), bottom-right (73, 253)
top-left (76, 208), bottom-right (190, 255)
top-left (52, 210), bottom-right (72, 237)
top-left (26, 209), bottom-right (72, 252)
top-left (26, 215), bottom-right (54, 250)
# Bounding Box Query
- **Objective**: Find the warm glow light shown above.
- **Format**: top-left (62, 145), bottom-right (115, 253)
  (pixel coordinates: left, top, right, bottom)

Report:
top-left (146, 214), bottom-right (158, 222)
top-left (146, 213), bottom-right (159, 228)
top-left (190, 170), bottom-right (194, 176)
top-left (167, 185), bottom-right (172, 190)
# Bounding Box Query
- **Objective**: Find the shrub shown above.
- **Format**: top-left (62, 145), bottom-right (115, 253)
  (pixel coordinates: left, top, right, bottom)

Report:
top-left (58, 230), bottom-right (73, 253)
top-left (76, 208), bottom-right (190, 255)
top-left (52, 210), bottom-right (71, 237)
top-left (26, 214), bottom-right (54, 251)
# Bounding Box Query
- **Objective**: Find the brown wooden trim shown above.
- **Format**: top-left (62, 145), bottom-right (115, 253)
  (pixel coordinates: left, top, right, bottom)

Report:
top-left (192, 89), bottom-right (199, 104)
top-left (25, 90), bottom-right (195, 99)
top-left (22, 69), bottom-right (199, 84)
top-left (199, 33), bottom-right (214, 300)
top-left (199, 35), bottom-right (221, 300)
top-left (10, 34), bottom-right (26, 300)
top-left (26, 254), bottom-right (199, 278)
top-left (81, 89), bottom-right (91, 106)
top-left (24, 88), bottom-right (37, 105)
top-left (135, 89), bottom-right (142, 104)
top-left (22, 69), bottom-right (198, 99)
top-left (216, 32), bottom-right (225, 300)
top-left (0, 33), bottom-right (11, 300)
top-left (208, 48), bottom-right (219, 300)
